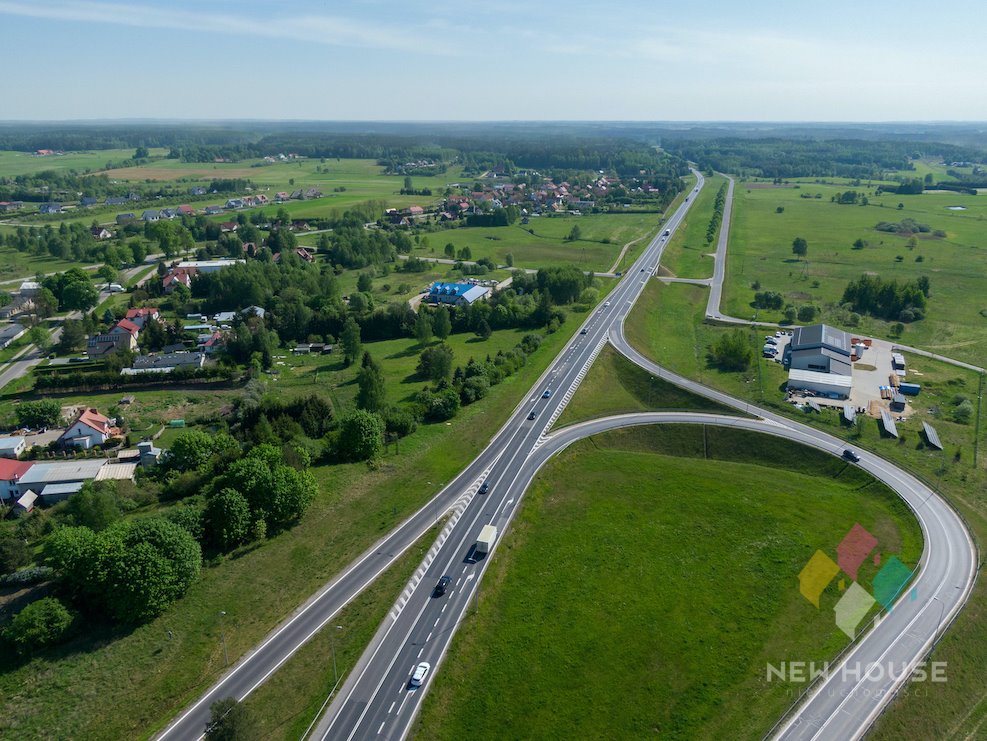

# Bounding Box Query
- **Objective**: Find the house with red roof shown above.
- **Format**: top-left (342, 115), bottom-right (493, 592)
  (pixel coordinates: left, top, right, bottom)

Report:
top-left (0, 458), bottom-right (33, 504)
top-left (177, 204), bottom-right (195, 216)
top-left (163, 266), bottom-right (198, 293)
top-left (124, 307), bottom-right (160, 329)
top-left (59, 408), bottom-right (118, 450)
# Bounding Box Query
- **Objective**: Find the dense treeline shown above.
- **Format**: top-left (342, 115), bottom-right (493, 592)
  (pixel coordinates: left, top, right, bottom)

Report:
top-left (665, 138), bottom-right (984, 179)
top-left (706, 182), bottom-right (728, 244)
top-left (841, 274), bottom-right (930, 322)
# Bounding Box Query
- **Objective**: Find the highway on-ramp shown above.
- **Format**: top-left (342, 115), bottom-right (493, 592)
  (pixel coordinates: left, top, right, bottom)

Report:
top-left (159, 169), bottom-right (975, 741)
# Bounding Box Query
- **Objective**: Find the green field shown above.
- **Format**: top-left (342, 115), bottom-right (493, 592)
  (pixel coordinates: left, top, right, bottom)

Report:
top-left (0, 320), bottom-right (576, 740)
top-left (724, 182), bottom-right (987, 363)
top-left (424, 212), bottom-right (664, 273)
top-left (625, 279), bottom-right (987, 737)
top-left (415, 425), bottom-right (922, 740)
top-left (0, 148), bottom-right (149, 177)
top-left (658, 173), bottom-right (727, 278)
top-left (556, 343), bottom-right (738, 426)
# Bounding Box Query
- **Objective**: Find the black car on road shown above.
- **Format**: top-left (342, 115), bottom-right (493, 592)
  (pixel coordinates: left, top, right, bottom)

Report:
top-left (433, 575), bottom-right (452, 596)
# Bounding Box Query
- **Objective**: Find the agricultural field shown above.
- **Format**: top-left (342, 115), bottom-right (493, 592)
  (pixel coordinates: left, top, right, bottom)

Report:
top-left (416, 425), bottom-right (922, 740)
top-left (0, 148), bottom-right (151, 177)
top-left (421, 212), bottom-right (664, 273)
top-left (724, 181), bottom-right (987, 364)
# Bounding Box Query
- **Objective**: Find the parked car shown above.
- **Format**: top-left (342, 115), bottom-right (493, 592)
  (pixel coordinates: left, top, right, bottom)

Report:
top-left (410, 661), bottom-right (430, 687)
top-left (764, 336), bottom-right (778, 345)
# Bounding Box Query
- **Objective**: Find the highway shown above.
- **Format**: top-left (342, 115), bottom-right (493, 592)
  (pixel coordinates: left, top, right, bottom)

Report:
top-left (158, 169), bottom-right (976, 741)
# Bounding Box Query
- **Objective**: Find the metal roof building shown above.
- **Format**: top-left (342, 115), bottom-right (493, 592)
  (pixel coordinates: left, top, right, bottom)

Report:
top-left (787, 368), bottom-right (853, 399)
top-left (14, 460), bottom-right (107, 496)
top-left (427, 282), bottom-right (491, 306)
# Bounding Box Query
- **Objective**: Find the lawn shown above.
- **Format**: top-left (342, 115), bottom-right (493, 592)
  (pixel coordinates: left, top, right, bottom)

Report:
top-left (0, 321), bottom-right (575, 740)
top-left (555, 343), bottom-right (739, 427)
top-left (241, 525), bottom-right (437, 741)
top-left (428, 211), bottom-right (664, 273)
top-left (625, 278), bottom-right (987, 739)
top-left (724, 182), bottom-right (987, 364)
top-left (658, 173), bottom-right (727, 279)
top-left (415, 425), bottom-right (922, 740)
top-left (0, 245), bottom-right (100, 283)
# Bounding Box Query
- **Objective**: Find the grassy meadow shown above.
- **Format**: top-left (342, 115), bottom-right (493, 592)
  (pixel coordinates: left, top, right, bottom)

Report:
top-left (724, 182), bottom-right (987, 364)
top-left (658, 173), bottom-right (727, 278)
top-left (415, 426), bottom-right (922, 740)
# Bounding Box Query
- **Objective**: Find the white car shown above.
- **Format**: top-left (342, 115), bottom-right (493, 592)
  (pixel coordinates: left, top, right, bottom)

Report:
top-left (410, 661), bottom-right (430, 687)
top-left (604, 301), bottom-right (611, 307)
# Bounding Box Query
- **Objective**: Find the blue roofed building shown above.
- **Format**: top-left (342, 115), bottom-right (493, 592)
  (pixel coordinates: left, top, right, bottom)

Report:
top-left (426, 282), bottom-right (491, 306)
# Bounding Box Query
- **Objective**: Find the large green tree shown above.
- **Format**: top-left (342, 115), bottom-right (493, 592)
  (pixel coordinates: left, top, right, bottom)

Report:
top-left (414, 310), bottom-right (433, 347)
top-left (356, 351), bottom-right (387, 413)
top-left (204, 488), bottom-right (251, 551)
top-left (4, 596), bottom-right (74, 656)
top-left (337, 410), bottom-right (384, 462)
top-left (340, 316), bottom-right (362, 366)
top-left (417, 343), bottom-right (454, 383)
top-left (432, 307), bottom-right (451, 340)
top-left (15, 398), bottom-right (61, 428)
top-left (792, 237), bottom-right (808, 258)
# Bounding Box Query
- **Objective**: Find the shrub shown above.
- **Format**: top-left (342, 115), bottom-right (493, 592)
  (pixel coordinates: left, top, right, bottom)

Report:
top-left (4, 596), bottom-right (74, 655)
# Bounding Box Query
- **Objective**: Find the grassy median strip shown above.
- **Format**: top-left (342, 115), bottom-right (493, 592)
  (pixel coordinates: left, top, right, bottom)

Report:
top-left (414, 426), bottom-right (922, 740)
top-left (240, 525), bottom-right (437, 741)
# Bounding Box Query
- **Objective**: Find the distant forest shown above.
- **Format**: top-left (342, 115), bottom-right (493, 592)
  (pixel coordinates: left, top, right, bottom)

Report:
top-left (1, 121), bottom-right (985, 181)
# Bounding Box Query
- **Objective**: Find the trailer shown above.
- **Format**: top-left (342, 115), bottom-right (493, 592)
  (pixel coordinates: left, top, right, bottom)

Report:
top-left (476, 525), bottom-right (497, 555)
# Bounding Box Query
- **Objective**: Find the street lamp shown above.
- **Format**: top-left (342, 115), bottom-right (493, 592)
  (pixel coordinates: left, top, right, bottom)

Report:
top-left (330, 625), bottom-right (343, 683)
top-left (219, 611), bottom-right (229, 667)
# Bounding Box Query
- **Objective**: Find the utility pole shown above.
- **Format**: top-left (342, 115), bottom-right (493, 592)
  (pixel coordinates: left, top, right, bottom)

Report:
top-left (330, 625), bottom-right (343, 683)
top-left (219, 611), bottom-right (229, 667)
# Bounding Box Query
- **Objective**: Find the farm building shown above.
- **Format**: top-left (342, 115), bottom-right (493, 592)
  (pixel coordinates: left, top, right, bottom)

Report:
top-left (0, 436), bottom-right (26, 459)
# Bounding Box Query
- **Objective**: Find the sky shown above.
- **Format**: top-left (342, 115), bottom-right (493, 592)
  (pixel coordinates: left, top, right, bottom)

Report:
top-left (2, 0), bottom-right (986, 121)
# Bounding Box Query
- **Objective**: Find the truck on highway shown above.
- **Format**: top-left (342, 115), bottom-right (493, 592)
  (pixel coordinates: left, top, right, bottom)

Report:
top-left (476, 525), bottom-right (497, 555)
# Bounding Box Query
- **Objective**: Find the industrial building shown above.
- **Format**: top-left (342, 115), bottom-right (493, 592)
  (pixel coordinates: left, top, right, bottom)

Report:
top-left (426, 282), bottom-right (491, 306)
top-left (785, 324), bottom-right (853, 376)
top-left (786, 368), bottom-right (854, 399)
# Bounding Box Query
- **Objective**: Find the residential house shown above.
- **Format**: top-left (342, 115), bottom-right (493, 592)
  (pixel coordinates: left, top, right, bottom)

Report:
top-left (87, 332), bottom-right (134, 357)
top-left (18, 280), bottom-right (40, 296)
top-left (204, 205), bottom-right (223, 215)
top-left (304, 188), bottom-right (322, 199)
top-left (220, 221), bottom-right (238, 233)
top-left (177, 204), bottom-right (195, 216)
top-left (124, 306), bottom-right (161, 329)
top-left (255, 194), bottom-right (269, 205)
top-left (407, 205), bottom-right (425, 217)
top-left (275, 191), bottom-right (290, 202)
top-left (241, 305), bottom-right (266, 319)
top-left (0, 436), bottom-right (26, 459)
top-left (163, 266), bottom-right (197, 293)
top-left (0, 201), bottom-right (24, 212)
top-left (160, 208), bottom-right (176, 219)
top-left (59, 408), bottom-right (116, 449)
top-left (289, 189), bottom-right (304, 200)
top-left (189, 186), bottom-right (207, 196)
top-left (0, 458), bottom-right (33, 504)
top-left (105, 196), bottom-right (129, 207)
top-left (91, 226), bottom-right (113, 240)
top-left (39, 203), bottom-right (63, 214)
top-left (225, 198), bottom-right (244, 209)
top-left (116, 212), bottom-right (136, 224)
top-left (295, 247), bottom-right (315, 263)
top-left (111, 318), bottom-right (141, 341)
top-left (142, 209), bottom-right (160, 222)
top-left (242, 241), bottom-right (257, 257)
top-left (80, 196), bottom-right (98, 207)
top-left (199, 331), bottom-right (225, 354)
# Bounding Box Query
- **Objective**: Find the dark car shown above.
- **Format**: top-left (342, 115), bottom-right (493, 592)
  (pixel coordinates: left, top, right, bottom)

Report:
top-left (542, 389), bottom-right (551, 399)
top-left (843, 449), bottom-right (861, 463)
top-left (479, 481), bottom-right (489, 494)
top-left (527, 410), bottom-right (537, 421)
top-left (433, 575), bottom-right (452, 596)
top-left (580, 328), bottom-right (588, 335)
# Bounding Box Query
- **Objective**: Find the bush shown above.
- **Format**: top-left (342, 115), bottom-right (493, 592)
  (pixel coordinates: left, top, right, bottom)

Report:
top-left (4, 596), bottom-right (74, 655)
top-left (335, 410), bottom-right (384, 462)
top-left (204, 488), bottom-right (252, 551)
top-left (0, 536), bottom-right (31, 575)
top-left (953, 399), bottom-right (974, 424)
top-left (707, 330), bottom-right (753, 371)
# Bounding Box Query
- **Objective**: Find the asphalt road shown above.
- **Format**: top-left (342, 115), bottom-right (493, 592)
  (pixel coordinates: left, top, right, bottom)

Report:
top-left (158, 178), bottom-right (704, 741)
top-left (158, 170), bottom-right (976, 741)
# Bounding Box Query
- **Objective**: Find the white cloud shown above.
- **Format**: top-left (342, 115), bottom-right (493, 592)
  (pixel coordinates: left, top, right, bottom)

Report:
top-left (0, 0), bottom-right (451, 54)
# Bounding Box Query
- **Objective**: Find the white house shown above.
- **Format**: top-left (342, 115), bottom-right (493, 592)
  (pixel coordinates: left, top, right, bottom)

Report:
top-left (58, 408), bottom-right (116, 449)
top-left (0, 436), bottom-right (26, 458)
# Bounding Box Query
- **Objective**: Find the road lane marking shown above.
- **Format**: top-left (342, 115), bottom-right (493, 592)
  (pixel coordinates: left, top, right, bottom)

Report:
top-left (426, 631), bottom-right (433, 642)
top-left (388, 702), bottom-right (395, 714)
top-left (417, 647), bottom-right (423, 658)
top-left (377, 721), bottom-right (385, 734)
